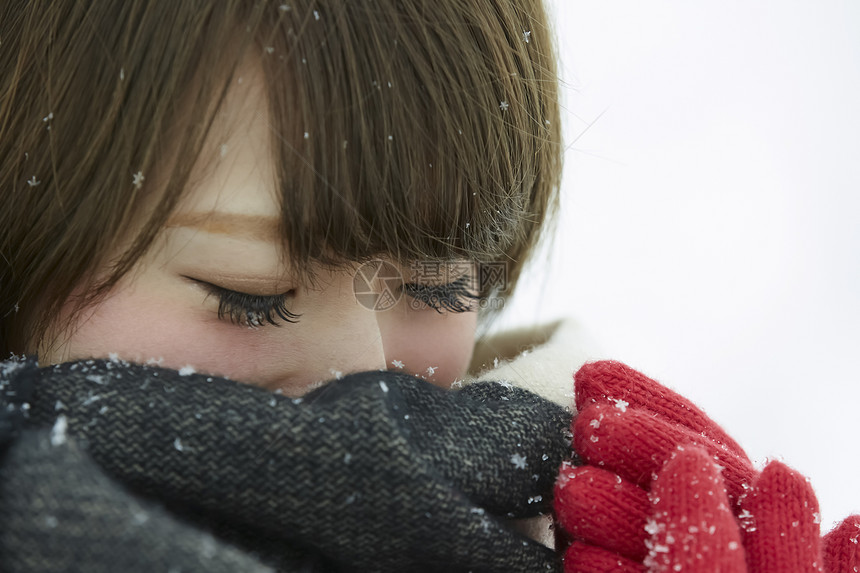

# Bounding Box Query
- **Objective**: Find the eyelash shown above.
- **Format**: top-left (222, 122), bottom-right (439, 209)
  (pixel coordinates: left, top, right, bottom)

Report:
top-left (195, 275), bottom-right (479, 329)
top-left (401, 276), bottom-right (481, 313)
top-left (196, 282), bottom-right (300, 328)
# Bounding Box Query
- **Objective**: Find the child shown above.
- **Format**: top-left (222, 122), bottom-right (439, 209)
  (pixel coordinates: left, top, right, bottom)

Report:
top-left (0, 0), bottom-right (582, 571)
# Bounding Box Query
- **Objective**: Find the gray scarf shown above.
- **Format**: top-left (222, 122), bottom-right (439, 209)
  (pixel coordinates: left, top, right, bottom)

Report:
top-left (0, 356), bottom-right (571, 572)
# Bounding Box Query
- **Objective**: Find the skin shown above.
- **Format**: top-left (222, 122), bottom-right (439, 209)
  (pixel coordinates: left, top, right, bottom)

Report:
top-left (40, 59), bottom-right (478, 396)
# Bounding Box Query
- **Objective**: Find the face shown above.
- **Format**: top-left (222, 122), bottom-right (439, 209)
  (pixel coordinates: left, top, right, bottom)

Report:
top-left (40, 60), bottom-right (479, 396)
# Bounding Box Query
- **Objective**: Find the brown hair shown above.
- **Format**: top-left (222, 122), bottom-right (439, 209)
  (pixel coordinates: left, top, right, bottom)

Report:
top-left (0, 0), bottom-right (562, 355)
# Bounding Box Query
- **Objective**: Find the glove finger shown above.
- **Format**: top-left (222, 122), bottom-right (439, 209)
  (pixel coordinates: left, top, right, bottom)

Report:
top-left (647, 445), bottom-right (746, 573)
top-left (822, 515), bottom-right (860, 573)
top-left (562, 541), bottom-right (645, 573)
top-left (574, 403), bottom-right (757, 508)
top-left (740, 460), bottom-right (822, 573)
top-left (575, 361), bottom-right (747, 460)
top-left (554, 464), bottom-right (650, 561)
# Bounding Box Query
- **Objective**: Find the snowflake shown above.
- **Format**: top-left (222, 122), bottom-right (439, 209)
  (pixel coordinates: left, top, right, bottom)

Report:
top-left (499, 100), bottom-right (510, 111)
top-left (510, 453), bottom-right (527, 469)
top-left (245, 311), bottom-right (264, 329)
top-left (426, 365), bottom-right (437, 376)
top-left (173, 437), bottom-right (184, 452)
top-left (379, 380), bottom-right (389, 393)
top-left (27, 176), bottom-right (40, 187)
top-left (132, 171), bottom-right (145, 189)
top-left (391, 359), bottom-right (405, 369)
top-left (81, 392), bottom-right (102, 407)
top-left (522, 30), bottom-right (531, 43)
top-left (645, 519), bottom-right (660, 535)
top-left (613, 398), bottom-right (629, 412)
top-left (85, 374), bottom-right (106, 385)
top-left (178, 365), bottom-right (196, 376)
top-left (50, 415), bottom-right (68, 447)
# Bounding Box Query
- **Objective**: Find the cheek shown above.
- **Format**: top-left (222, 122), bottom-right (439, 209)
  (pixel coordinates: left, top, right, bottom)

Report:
top-left (380, 310), bottom-right (478, 387)
top-left (48, 287), bottom-right (297, 383)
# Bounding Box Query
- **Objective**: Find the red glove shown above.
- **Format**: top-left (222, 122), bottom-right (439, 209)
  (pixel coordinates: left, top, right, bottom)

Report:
top-left (553, 360), bottom-right (860, 573)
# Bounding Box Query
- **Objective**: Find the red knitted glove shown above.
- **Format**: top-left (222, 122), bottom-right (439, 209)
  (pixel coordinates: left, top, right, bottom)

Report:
top-left (553, 360), bottom-right (860, 573)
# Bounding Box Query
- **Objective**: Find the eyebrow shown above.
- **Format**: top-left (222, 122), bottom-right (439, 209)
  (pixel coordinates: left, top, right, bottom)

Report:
top-left (165, 212), bottom-right (280, 242)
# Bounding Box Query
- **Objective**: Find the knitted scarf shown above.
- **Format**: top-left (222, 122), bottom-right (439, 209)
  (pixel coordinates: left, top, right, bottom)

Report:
top-left (0, 331), bottom-right (578, 573)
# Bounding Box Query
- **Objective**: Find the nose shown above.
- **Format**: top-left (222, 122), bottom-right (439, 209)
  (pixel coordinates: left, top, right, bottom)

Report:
top-left (280, 267), bottom-right (388, 393)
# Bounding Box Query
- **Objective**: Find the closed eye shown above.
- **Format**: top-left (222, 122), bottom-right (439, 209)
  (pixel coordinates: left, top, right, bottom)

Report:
top-left (185, 277), bottom-right (300, 328)
top-left (402, 276), bottom-right (480, 313)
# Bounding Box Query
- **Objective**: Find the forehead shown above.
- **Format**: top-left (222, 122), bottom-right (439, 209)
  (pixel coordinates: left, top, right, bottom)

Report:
top-left (176, 58), bottom-right (279, 223)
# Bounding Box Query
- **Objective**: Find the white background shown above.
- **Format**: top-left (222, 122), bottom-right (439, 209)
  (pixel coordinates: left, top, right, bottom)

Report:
top-left (502, 1), bottom-right (860, 530)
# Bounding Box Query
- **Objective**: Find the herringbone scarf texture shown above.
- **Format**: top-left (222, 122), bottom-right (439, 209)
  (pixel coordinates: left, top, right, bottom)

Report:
top-left (0, 356), bottom-right (570, 572)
